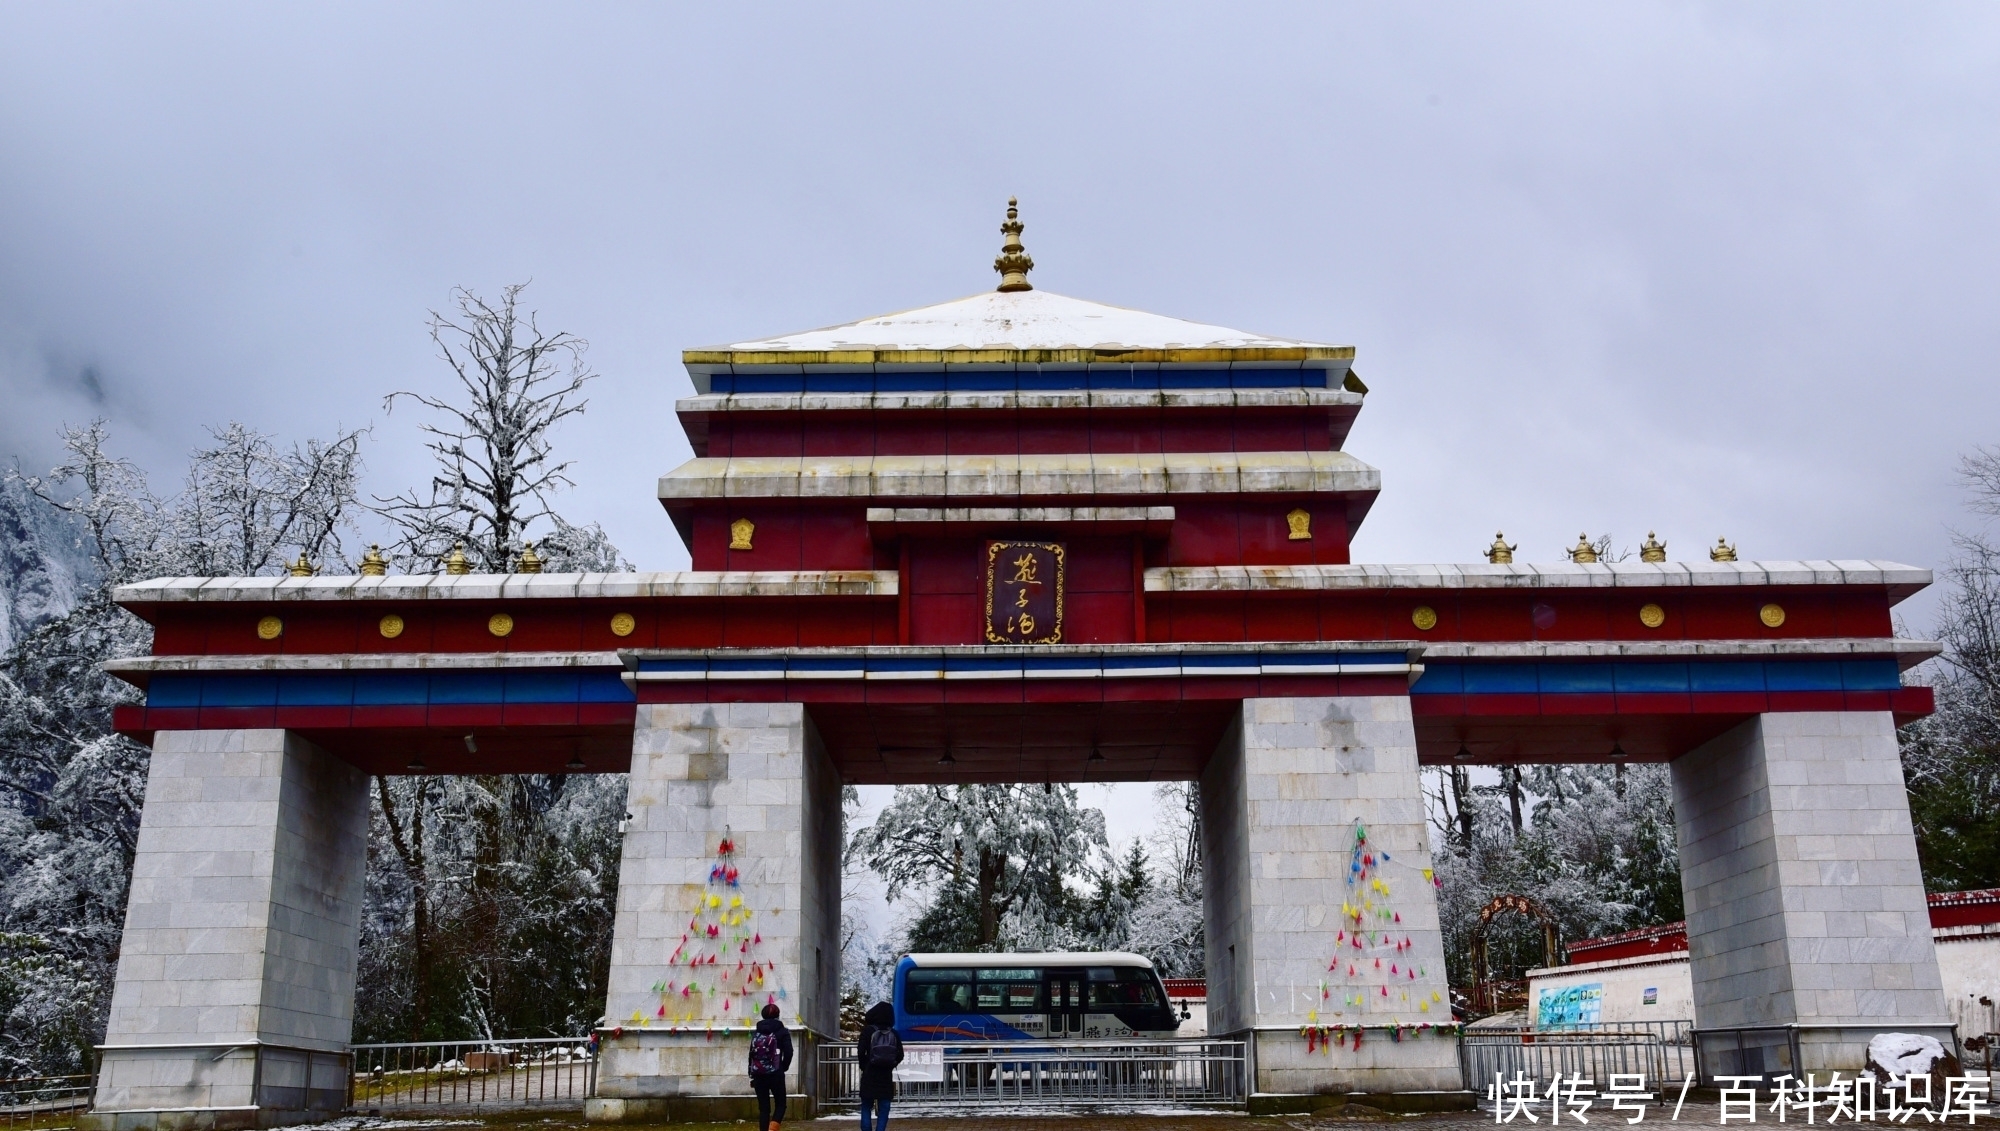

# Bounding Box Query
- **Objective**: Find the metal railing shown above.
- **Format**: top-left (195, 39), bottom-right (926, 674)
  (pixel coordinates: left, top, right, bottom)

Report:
top-left (1460, 1022), bottom-right (1696, 1088)
top-left (0, 1077), bottom-right (92, 1129)
top-left (348, 1037), bottom-right (595, 1111)
top-left (816, 1040), bottom-right (1246, 1108)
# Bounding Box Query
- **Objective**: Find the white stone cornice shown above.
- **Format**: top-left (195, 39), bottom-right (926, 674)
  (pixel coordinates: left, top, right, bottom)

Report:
top-left (675, 388), bottom-right (1363, 414)
top-left (111, 570), bottom-right (899, 605)
top-left (1144, 561), bottom-right (1932, 602)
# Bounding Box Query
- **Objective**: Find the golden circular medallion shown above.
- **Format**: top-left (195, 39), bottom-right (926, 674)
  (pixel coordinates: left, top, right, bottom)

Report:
top-left (255, 615), bottom-right (283, 640)
top-left (488, 612), bottom-right (515, 638)
top-left (609, 612), bottom-right (636, 638)
top-left (1759, 603), bottom-right (1786, 629)
top-left (1638, 603), bottom-right (1666, 629)
top-left (378, 614), bottom-right (405, 639)
top-left (1410, 605), bottom-right (1438, 631)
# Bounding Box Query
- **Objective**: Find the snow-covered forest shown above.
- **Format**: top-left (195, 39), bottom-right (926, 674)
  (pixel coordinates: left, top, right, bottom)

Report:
top-left (1, 284), bottom-right (1997, 1074)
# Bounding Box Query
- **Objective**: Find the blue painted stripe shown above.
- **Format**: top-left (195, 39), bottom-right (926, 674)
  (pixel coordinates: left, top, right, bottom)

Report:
top-left (147, 669), bottom-right (634, 709)
top-left (1411, 660), bottom-right (1902, 696)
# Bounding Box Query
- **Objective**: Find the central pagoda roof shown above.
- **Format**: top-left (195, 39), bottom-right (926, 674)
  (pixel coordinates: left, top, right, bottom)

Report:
top-left (710, 289), bottom-right (1342, 355)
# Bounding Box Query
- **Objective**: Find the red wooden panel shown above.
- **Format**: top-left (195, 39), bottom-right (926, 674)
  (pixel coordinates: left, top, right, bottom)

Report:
top-left (943, 683), bottom-right (1026, 704)
top-left (1769, 594), bottom-right (1840, 639)
top-left (433, 609), bottom-right (497, 652)
top-left (1608, 597), bottom-right (1681, 642)
top-left (705, 681), bottom-right (787, 703)
top-left (1456, 596), bottom-right (1534, 643)
top-left (1410, 695), bottom-right (1466, 717)
top-left (732, 418), bottom-right (804, 457)
top-left (1180, 677), bottom-right (1261, 701)
top-left (1766, 691), bottom-right (1845, 712)
top-left (1025, 679), bottom-right (1102, 703)
top-left (1063, 593), bottom-right (1136, 644)
top-left (1087, 410), bottom-right (1149, 454)
top-left (795, 681), bottom-right (868, 704)
top-left (1244, 597), bottom-right (1318, 642)
top-left (1161, 598), bottom-right (1248, 642)
top-left (872, 603), bottom-right (901, 645)
top-left (799, 509), bottom-right (874, 571)
top-left (797, 602), bottom-right (881, 647)
top-left (1541, 596), bottom-right (1611, 642)
top-left (1615, 692), bottom-right (1693, 714)
top-left (427, 704), bottom-right (505, 728)
top-left (1689, 691), bottom-right (1770, 715)
top-left (634, 683), bottom-right (707, 703)
top-left (1255, 675), bottom-right (1345, 698)
top-left (909, 593), bottom-right (980, 644)
top-left (507, 610), bottom-right (583, 653)
top-left (1539, 693), bottom-right (1618, 715)
top-left (579, 702), bottom-right (638, 726)
top-left (150, 615), bottom-right (209, 655)
top-left (1340, 674), bottom-right (1414, 697)
top-left (370, 608), bottom-right (435, 654)
top-left (1311, 511), bottom-right (1352, 564)
top-left (1891, 686), bottom-right (1935, 716)
top-left (225, 614), bottom-right (282, 657)
top-left (200, 706), bottom-right (278, 729)
top-left (691, 512), bottom-right (731, 571)
top-left (721, 602), bottom-right (801, 647)
top-left (1067, 540), bottom-right (1135, 593)
top-left (140, 706), bottom-right (201, 730)
top-left (1232, 412), bottom-right (1303, 452)
top-left (503, 703), bottom-right (580, 726)
top-left (802, 415), bottom-right (877, 457)
top-left (1017, 412), bottom-right (1075, 455)
top-left (727, 511), bottom-right (803, 571)
top-left (1682, 595), bottom-right (1762, 641)
top-left (583, 607), bottom-right (655, 650)
top-left (657, 604), bottom-right (724, 648)
top-left (1102, 679), bottom-right (1190, 702)
top-left (863, 682), bottom-right (946, 704)
top-left (1321, 594), bottom-right (1399, 641)
top-left (1840, 690), bottom-right (1892, 712)
top-left (281, 611), bottom-right (357, 654)
top-left (112, 704), bottom-right (148, 732)
top-left (1461, 693), bottom-right (1541, 716)
top-left (1239, 508), bottom-right (1314, 566)
top-left (351, 705), bottom-right (429, 728)
top-left (1161, 414), bottom-right (1227, 453)
top-left (909, 540), bottom-right (977, 594)
top-left (945, 411), bottom-right (1017, 455)
top-left (1165, 506), bottom-right (1240, 567)
top-left (275, 706), bottom-right (353, 729)
top-left (1832, 596), bottom-right (1895, 638)
top-left (873, 414), bottom-right (949, 456)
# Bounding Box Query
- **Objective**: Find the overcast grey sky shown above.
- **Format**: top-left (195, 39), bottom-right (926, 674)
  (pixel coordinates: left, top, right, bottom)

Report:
top-left (5, 0), bottom-right (1997, 868)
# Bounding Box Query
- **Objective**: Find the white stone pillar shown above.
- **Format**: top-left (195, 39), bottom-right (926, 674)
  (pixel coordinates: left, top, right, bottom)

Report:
top-left (589, 703), bottom-right (842, 1123)
top-left (1201, 696), bottom-right (1460, 1108)
top-left (1672, 711), bottom-right (1950, 1076)
top-left (87, 729), bottom-right (370, 1131)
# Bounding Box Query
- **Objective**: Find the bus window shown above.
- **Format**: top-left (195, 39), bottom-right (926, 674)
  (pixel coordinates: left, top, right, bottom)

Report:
top-left (975, 968), bottom-right (1041, 1012)
top-left (904, 969), bottom-right (973, 1014)
top-left (1087, 967), bottom-right (1165, 1008)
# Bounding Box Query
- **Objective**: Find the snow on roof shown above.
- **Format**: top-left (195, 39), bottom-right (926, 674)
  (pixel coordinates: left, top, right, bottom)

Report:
top-left (903, 951), bottom-right (1154, 968)
top-left (707, 290), bottom-right (1341, 354)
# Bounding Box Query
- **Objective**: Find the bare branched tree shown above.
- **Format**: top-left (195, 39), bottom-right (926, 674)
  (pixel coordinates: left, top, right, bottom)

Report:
top-left (377, 284), bottom-right (615, 571)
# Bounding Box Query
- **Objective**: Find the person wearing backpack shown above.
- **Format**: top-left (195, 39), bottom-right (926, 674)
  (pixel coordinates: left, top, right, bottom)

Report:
top-left (857, 1001), bottom-right (903, 1131)
top-left (747, 1003), bottom-right (794, 1131)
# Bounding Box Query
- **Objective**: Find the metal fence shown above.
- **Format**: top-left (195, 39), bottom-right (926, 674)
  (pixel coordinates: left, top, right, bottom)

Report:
top-left (0, 1077), bottom-right (92, 1129)
top-left (816, 1040), bottom-right (1247, 1108)
top-left (1460, 1022), bottom-right (1696, 1089)
top-left (348, 1036), bottom-right (595, 1111)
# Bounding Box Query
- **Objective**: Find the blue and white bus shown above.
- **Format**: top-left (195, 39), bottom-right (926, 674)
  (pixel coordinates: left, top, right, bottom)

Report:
top-left (892, 952), bottom-right (1180, 1041)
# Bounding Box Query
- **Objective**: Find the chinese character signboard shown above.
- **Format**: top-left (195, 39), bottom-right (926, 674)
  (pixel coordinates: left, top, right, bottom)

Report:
top-left (984, 541), bottom-right (1065, 644)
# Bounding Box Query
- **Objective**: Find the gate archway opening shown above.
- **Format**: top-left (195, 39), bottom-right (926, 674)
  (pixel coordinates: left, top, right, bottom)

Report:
top-left (1467, 893), bottom-right (1560, 1017)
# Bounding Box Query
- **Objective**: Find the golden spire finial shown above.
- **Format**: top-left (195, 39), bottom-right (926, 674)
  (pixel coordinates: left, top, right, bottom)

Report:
top-left (359, 545), bottom-right (389, 576)
top-left (287, 554), bottom-right (315, 578)
top-left (1640, 531), bottom-right (1667, 563)
top-left (1568, 534), bottom-right (1601, 564)
top-left (1486, 532), bottom-right (1517, 565)
top-left (442, 543), bottom-right (471, 575)
top-left (516, 541), bottom-right (542, 574)
top-left (994, 197), bottom-right (1034, 293)
top-left (1710, 537), bottom-right (1738, 563)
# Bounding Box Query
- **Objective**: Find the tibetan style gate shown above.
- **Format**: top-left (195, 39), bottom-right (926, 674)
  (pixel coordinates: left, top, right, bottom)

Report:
top-left (86, 204), bottom-right (1951, 1128)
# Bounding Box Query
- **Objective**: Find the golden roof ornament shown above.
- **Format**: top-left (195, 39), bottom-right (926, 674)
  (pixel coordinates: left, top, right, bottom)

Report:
top-left (287, 554), bottom-right (315, 578)
top-left (1568, 534), bottom-right (1600, 564)
top-left (1710, 537), bottom-right (1738, 563)
top-left (1485, 532), bottom-right (1517, 565)
top-left (442, 543), bottom-right (471, 575)
top-left (993, 197), bottom-right (1034, 293)
top-left (359, 545), bottom-right (388, 576)
top-left (1640, 532), bottom-right (1667, 563)
top-left (516, 541), bottom-right (543, 574)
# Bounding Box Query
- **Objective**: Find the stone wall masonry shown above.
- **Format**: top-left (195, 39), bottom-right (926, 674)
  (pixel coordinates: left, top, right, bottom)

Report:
top-left (90, 729), bottom-right (369, 1125)
top-left (1202, 697), bottom-right (1460, 1097)
top-left (593, 703), bottom-right (839, 1115)
top-left (1672, 712), bottom-right (1948, 1060)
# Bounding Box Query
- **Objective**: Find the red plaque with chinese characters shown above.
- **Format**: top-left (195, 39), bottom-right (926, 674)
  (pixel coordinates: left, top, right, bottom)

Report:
top-left (983, 541), bottom-right (1065, 644)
